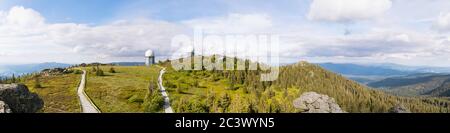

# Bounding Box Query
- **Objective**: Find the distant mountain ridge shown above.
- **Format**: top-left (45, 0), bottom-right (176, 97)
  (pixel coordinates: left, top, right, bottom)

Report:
top-left (317, 63), bottom-right (450, 85)
top-left (319, 63), bottom-right (412, 76)
top-left (0, 62), bottom-right (148, 77)
top-left (317, 63), bottom-right (416, 84)
top-left (318, 63), bottom-right (450, 75)
top-left (368, 73), bottom-right (450, 88)
top-left (316, 63), bottom-right (450, 97)
top-left (367, 73), bottom-right (450, 96)
top-left (0, 62), bottom-right (71, 77)
top-left (370, 63), bottom-right (450, 73)
top-left (110, 62), bottom-right (145, 66)
top-left (318, 63), bottom-right (414, 76)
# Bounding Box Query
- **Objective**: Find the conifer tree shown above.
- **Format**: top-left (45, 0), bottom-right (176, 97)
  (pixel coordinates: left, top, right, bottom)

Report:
top-left (218, 93), bottom-right (231, 112)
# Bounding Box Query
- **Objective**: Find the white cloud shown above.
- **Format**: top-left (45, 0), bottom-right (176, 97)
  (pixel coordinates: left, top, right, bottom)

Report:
top-left (433, 12), bottom-right (450, 32)
top-left (0, 6), bottom-right (186, 64)
top-left (0, 51), bottom-right (7, 56)
top-left (0, 6), bottom-right (275, 64)
top-left (307, 0), bottom-right (392, 22)
top-left (183, 13), bottom-right (272, 33)
top-left (1, 6), bottom-right (45, 27)
top-left (283, 28), bottom-right (440, 59)
top-left (47, 20), bottom-right (185, 57)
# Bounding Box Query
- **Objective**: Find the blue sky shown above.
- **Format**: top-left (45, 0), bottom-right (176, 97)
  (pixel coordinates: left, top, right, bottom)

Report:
top-left (0, 0), bottom-right (313, 24)
top-left (0, 0), bottom-right (450, 66)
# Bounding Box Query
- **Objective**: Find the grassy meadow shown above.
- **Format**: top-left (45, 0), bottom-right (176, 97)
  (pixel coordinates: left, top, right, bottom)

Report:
top-left (23, 73), bottom-right (81, 113)
top-left (81, 66), bottom-right (161, 112)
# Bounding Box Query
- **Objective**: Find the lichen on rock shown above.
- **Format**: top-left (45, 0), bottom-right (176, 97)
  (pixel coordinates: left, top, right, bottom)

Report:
top-left (0, 84), bottom-right (44, 113)
top-left (0, 100), bottom-right (12, 113)
top-left (293, 92), bottom-right (345, 113)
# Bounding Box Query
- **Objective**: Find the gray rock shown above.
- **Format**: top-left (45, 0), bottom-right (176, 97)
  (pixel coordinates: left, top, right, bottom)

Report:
top-left (389, 104), bottom-right (411, 113)
top-left (41, 68), bottom-right (71, 76)
top-left (293, 92), bottom-right (345, 113)
top-left (0, 84), bottom-right (43, 113)
top-left (0, 101), bottom-right (12, 113)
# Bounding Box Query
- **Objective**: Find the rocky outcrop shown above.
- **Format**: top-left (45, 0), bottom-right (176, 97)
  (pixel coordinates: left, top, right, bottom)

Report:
top-left (0, 101), bottom-right (12, 113)
top-left (293, 92), bottom-right (345, 113)
top-left (41, 68), bottom-right (72, 76)
top-left (0, 84), bottom-right (43, 113)
top-left (389, 104), bottom-right (411, 113)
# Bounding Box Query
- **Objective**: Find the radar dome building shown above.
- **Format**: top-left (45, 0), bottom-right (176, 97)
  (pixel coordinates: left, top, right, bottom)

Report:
top-left (145, 49), bottom-right (155, 66)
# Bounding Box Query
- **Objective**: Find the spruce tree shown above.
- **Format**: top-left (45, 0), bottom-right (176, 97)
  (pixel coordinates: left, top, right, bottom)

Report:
top-left (11, 74), bottom-right (16, 83)
top-left (218, 93), bottom-right (231, 112)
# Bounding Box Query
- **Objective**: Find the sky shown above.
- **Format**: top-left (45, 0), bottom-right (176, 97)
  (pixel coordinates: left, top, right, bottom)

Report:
top-left (0, 0), bottom-right (450, 66)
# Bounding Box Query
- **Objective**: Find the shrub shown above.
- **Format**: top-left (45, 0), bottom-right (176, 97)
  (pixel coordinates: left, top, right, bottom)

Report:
top-left (127, 95), bottom-right (144, 103)
top-left (143, 93), bottom-right (165, 112)
top-left (74, 70), bottom-right (83, 74)
top-left (33, 76), bottom-right (42, 88)
top-left (178, 98), bottom-right (209, 113)
top-left (91, 66), bottom-right (97, 72)
top-left (109, 67), bottom-right (116, 73)
top-left (96, 69), bottom-right (105, 76)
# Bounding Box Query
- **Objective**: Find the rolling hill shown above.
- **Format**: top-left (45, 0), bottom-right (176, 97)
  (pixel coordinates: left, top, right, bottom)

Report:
top-left (367, 73), bottom-right (450, 97)
top-left (159, 57), bottom-right (450, 113)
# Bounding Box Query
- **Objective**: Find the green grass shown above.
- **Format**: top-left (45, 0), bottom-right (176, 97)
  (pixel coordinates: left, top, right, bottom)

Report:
top-left (23, 73), bottom-right (81, 113)
top-left (81, 66), bottom-right (160, 112)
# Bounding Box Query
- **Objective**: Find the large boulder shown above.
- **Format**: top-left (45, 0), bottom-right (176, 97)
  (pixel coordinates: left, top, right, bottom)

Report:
top-left (293, 92), bottom-right (345, 113)
top-left (0, 84), bottom-right (43, 113)
top-left (0, 101), bottom-right (12, 113)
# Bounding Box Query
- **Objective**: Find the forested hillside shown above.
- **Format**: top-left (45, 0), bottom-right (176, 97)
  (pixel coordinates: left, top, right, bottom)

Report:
top-left (275, 62), bottom-right (450, 112)
top-left (427, 79), bottom-right (450, 97)
top-left (162, 56), bottom-right (450, 113)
